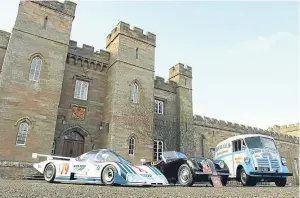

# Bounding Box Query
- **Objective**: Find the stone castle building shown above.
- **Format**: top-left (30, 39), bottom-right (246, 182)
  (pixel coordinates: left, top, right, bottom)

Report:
top-left (0, 1), bottom-right (299, 184)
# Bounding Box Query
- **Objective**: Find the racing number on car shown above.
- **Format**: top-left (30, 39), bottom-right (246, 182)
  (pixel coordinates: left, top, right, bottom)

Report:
top-left (60, 163), bottom-right (69, 175)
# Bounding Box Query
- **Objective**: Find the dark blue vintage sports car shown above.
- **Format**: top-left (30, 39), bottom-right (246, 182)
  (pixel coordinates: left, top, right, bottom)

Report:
top-left (144, 151), bottom-right (230, 186)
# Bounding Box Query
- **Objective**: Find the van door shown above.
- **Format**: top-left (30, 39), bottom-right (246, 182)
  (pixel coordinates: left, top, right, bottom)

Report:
top-left (231, 139), bottom-right (245, 177)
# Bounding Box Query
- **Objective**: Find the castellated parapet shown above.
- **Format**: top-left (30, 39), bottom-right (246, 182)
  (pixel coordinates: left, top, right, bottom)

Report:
top-left (169, 63), bottom-right (192, 79)
top-left (66, 40), bottom-right (110, 72)
top-left (30, 0), bottom-right (77, 17)
top-left (193, 115), bottom-right (299, 144)
top-left (154, 76), bottom-right (177, 93)
top-left (266, 123), bottom-right (300, 137)
top-left (106, 21), bottom-right (156, 48)
top-left (0, 30), bottom-right (10, 49)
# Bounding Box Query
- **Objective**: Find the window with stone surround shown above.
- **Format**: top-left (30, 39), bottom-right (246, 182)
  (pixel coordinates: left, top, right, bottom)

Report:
top-left (16, 122), bottom-right (29, 146)
top-left (74, 80), bottom-right (89, 100)
top-left (51, 141), bottom-right (55, 155)
top-left (136, 48), bottom-right (139, 59)
top-left (153, 140), bottom-right (164, 160)
top-left (154, 100), bottom-right (164, 115)
top-left (29, 57), bottom-right (42, 82)
top-left (131, 82), bottom-right (139, 103)
top-left (128, 136), bottom-right (135, 155)
top-left (294, 158), bottom-right (299, 176)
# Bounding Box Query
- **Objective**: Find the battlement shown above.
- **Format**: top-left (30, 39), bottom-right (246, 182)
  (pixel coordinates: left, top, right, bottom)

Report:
top-left (169, 63), bottom-right (192, 79)
top-left (67, 40), bottom-right (110, 72)
top-left (266, 123), bottom-right (300, 136)
top-left (193, 115), bottom-right (299, 144)
top-left (154, 76), bottom-right (177, 93)
top-left (29, 0), bottom-right (77, 17)
top-left (0, 30), bottom-right (11, 49)
top-left (106, 21), bottom-right (156, 48)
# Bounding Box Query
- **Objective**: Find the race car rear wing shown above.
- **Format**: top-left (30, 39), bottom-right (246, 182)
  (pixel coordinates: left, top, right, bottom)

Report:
top-left (32, 153), bottom-right (73, 161)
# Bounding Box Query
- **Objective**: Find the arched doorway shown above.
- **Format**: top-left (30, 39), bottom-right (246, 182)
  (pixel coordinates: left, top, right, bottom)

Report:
top-left (62, 131), bottom-right (84, 157)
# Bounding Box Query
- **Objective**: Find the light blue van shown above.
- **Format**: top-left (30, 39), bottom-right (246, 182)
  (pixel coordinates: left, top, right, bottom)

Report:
top-left (214, 134), bottom-right (293, 186)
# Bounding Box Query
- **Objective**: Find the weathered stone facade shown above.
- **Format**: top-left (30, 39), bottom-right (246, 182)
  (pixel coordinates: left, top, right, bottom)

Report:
top-left (0, 0), bottom-right (299, 184)
top-left (267, 123), bottom-right (300, 137)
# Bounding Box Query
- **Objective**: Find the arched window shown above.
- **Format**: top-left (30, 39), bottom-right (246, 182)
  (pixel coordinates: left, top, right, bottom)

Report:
top-left (136, 48), bottom-right (139, 59)
top-left (131, 82), bottom-right (139, 103)
top-left (16, 122), bottom-right (29, 145)
top-left (29, 57), bottom-right (42, 82)
top-left (129, 136), bottom-right (135, 155)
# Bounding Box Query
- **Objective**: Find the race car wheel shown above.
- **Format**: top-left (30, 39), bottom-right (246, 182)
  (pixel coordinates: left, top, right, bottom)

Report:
top-left (101, 165), bottom-right (117, 186)
top-left (44, 163), bottom-right (56, 183)
top-left (178, 164), bottom-right (194, 186)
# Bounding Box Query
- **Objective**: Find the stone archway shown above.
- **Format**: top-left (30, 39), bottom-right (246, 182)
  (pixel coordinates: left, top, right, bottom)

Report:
top-left (54, 125), bottom-right (93, 157)
top-left (62, 131), bottom-right (84, 157)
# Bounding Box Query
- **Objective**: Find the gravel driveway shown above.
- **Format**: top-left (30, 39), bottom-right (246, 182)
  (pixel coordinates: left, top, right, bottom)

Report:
top-left (0, 180), bottom-right (298, 198)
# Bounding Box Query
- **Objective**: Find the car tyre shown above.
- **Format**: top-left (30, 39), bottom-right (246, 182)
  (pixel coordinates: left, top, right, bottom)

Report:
top-left (101, 165), bottom-right (117, 186)
top-left (44, 163), bottom-right (56, 183)
top-left (177, 164), bottom-right (194, 186)
top-left (275, 178), bottom-right (287, 187)
top-left (240, 167), bottom-right (256, 186)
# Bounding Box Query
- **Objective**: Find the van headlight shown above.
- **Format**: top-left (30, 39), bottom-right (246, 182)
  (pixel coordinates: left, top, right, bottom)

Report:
top-left (218, 161), bottom-right (225, 169)
top-left (244, 157), bottom-right (250, 164)
top-left (281, 157), bottom-right (286, 165)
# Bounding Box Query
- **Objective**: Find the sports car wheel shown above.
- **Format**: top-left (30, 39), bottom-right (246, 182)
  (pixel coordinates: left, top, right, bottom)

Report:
top-left (178, 164), bottom-right (194, 186)
top-left (101, 165), bottom-right (117, 186)
top-left (44, 163), bottom-right (56, 183)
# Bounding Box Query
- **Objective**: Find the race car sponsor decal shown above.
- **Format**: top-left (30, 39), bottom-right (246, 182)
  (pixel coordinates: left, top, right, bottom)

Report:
top-left (60, 163), bottom-right (69, 175)
top-left (116, 163), bottom-right (138, 179)
top-left (73, 164), bottom-right (86, 171)
top-left (140, 173), bottom-right (152, 178)
top-left (136, 166), bottom-right (148, 173)
top-left (96, 164), bottom-right (102, 170)
top-left (148, 166), bottom-right (162, 175)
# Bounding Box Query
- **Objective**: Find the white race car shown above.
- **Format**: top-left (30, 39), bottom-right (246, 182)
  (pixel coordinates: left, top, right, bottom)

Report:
top-left (32, 149), bottom-right (169, 186)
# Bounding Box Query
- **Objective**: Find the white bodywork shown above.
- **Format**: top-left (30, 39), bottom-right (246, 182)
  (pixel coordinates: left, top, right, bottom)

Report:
top-left (32, 149), bottom-right (169, 186)
top-left (214, 134), bottom-right (283, 178)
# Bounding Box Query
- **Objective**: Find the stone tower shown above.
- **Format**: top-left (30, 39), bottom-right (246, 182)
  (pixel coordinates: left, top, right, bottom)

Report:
top-left (0, 0), bottom-right (76, 162)
top-left (104, 21), bottom-right (156, 164)
top-left (169, 63), bottom-right (194, 155)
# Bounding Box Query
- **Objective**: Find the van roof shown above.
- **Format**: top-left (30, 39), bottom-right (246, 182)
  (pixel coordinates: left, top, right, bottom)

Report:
top-left (216, 134), bottom-right (274, 147)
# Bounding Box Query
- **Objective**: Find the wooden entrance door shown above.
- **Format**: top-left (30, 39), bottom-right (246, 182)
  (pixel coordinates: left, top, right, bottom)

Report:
top-left (62, 131), bottom-right (84, 157)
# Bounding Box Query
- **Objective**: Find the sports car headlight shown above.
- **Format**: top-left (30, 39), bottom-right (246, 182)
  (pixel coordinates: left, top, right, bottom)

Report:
top-left (218, 161), bottom-right (225, 169)
top-left (244, 157), bottom-right (250, 164)
top-left (281, 157), bottom-right (286, 165)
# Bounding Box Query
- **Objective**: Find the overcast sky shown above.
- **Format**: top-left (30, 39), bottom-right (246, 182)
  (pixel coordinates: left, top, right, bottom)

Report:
top-left (0, 0), bottom-right (298, 129)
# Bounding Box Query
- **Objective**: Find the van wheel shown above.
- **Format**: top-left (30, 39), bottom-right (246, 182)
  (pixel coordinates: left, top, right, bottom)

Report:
top-left (240, 168), bottom-right (256, 186)
top-left (275, 178), bottom-right (287, 187)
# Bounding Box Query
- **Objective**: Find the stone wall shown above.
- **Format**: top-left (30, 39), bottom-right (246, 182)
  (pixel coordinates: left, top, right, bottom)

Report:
top-left (103, 21), bottom-right (156, 164)
top-left (0, 30), bottom-right (10, 71)
top-left (53, 41), bottom-right (110, 156)
top-left (193, 115), bottom-right (299, 185)
top-left (0, 161), bottom-right (39, 179)
top-left (0, 0), bottom-right (76, 162)
top-left (267, 123), bottom-right (300, 137)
